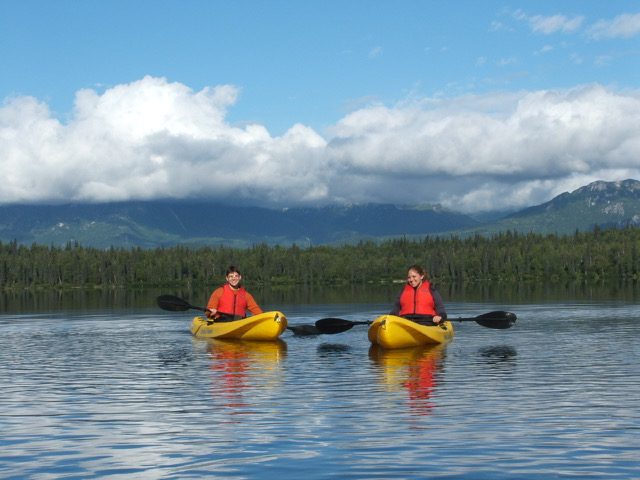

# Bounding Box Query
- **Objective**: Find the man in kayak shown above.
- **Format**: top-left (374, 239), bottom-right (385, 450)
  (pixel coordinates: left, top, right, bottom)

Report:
top-left (390, 264), bottom-right (447, 325)
top-left (206, 266), bottom-right (263, 321)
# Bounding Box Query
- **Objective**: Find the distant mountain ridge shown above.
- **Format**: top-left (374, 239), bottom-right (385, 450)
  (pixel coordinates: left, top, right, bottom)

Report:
top-left (486, 179), bottom-right (640, 235)
top-left (0, 201), bottom-right (479, 248)
top-left (1, 179), bottom-right (639, 248)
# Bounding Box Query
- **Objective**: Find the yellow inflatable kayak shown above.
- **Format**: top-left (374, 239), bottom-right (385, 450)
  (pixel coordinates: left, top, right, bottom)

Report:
top-left (368, 314), bottom-right (454, 349)
top-left (190, 311), bottom-right (288, 341)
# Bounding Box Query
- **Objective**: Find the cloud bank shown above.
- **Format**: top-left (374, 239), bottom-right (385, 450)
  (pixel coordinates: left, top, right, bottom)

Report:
top-left (1, 76), bottom-right (639, 213)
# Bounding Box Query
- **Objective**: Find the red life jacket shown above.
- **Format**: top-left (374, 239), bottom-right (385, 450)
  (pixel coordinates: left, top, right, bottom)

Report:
top-left (398, 281), bottom-right (438, 316)
top-left (217, 284), bottom-right (248, 318)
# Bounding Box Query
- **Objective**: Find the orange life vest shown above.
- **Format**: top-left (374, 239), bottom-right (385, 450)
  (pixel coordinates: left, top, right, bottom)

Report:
top-left (216, 284), bottom-right (248, 318)
top-left (398, 281), bottom-right (438, 316)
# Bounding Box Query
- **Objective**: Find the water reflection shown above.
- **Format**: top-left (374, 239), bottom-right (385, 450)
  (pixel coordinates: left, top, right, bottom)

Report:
top-left (157, 347), bottom-right (194, 366)
top-left (369, 344), bottom-right (446, 415)
top-left (3, 281), bottom-right (640, 313)
top-left (317, 343), bottom-right (351, 355)
top-left (478, 345), bottom-right (518, 364)
top-left (205, 339), bottom-right (287, 409)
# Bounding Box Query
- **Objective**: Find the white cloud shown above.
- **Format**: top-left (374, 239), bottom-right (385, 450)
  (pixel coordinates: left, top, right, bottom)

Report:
top-left (489, 20), bottom-right (512, 33)
top-left (530, 14), bottom-right (584, 34)
top-left (588, 12), bottom-right (640, 39)
top-left (497, 57), bottom-right (517, 67)
top-left (327, 85), bottom-right (640, 211)
top-left (570, 52), bottom-right (584, 65)
top-left (594, 54), bottom-right (613, 67)
top-left (514, 12), bottom-right (584, 35)
top-left (1, 77), bottom-right (640, 213)
top-left (368, 46), bottom-right (383, 59)
top-left (535, 45), bottom-right (554, 55)
top-left (0, 76), bottom-right (327, 205)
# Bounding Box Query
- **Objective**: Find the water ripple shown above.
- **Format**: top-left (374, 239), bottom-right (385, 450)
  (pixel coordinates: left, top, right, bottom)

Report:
top-left (1, 305), bottom-right (639, 478)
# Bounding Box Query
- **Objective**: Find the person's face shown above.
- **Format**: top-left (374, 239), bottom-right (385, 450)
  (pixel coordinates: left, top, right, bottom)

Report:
top-left (407, 269), bottom-right (423, 288)
top-left (226, 272), bottom-right (242, 287)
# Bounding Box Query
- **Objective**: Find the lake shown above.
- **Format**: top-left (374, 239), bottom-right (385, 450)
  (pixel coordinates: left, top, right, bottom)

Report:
top-left (1, 295), bottom-right (639, 479)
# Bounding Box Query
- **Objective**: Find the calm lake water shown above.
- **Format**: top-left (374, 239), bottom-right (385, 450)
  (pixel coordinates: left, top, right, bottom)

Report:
top-left (1, 297), bottom-right (639, 479)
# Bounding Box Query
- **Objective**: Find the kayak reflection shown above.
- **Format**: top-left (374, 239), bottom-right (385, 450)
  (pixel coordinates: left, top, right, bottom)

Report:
top-left (205, 339), bottom-right (287, 409)
top-left (369, 344), bottom-right (446, 415)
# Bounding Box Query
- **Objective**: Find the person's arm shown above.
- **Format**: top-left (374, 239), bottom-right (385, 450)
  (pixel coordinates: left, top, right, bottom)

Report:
top-left (206, 288), bottom-right (223, 317)
top-left (245, 292), bottom-right (263, 315)
top-left (431, 286), bottom-right (447, 320)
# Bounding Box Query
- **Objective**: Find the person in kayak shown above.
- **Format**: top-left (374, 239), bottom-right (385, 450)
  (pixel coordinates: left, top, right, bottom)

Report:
top-left (206, 266), bottom-right (263, 321)
top-left (390, 264), bottom-right (447, 325)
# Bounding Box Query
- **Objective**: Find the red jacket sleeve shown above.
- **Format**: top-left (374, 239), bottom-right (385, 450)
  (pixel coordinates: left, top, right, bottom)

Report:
top-left (206, 287), bottom-right (224, 310)
top-left (245, 292), bottom-right (263, 315)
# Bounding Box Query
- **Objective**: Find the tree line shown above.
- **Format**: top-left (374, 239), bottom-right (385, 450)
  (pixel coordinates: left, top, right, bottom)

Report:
top-left (1, 226), bottom-right (638, 290)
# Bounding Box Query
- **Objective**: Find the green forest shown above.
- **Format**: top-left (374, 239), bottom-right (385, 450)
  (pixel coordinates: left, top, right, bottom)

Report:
top-left (1, 226), bottom-right (638, 290)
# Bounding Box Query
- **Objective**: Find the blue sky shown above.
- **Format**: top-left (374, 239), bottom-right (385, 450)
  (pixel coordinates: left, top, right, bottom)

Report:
top-left (1, 0), bottom-right (640, 212)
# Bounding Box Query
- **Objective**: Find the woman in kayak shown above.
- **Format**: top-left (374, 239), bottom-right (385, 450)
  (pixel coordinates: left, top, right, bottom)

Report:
top-left (206, 266), bottom-right (263, 321)
top-left (390, 264), bottom-right (447, 325)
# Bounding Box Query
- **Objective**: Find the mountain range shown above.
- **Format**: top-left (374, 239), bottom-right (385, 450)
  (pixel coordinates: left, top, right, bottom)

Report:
top-left (1, 179), bottom-right (639, 249)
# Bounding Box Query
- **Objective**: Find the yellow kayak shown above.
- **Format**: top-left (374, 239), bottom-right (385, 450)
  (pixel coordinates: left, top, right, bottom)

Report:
top-left (190, 311), bottom-right (288, 341)
top-left (368, 314), bottom-right (454, 349)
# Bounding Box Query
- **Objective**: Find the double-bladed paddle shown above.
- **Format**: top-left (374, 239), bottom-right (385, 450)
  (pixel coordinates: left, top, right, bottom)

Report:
top-left (314, 310), bottom-right (517, 334)
top-left (156, 294), bottom-right (321, 336)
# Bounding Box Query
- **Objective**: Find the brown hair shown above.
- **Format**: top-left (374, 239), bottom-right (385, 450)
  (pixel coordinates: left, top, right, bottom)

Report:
top-left (226, 265), bottom-right (241, 276)
top-left (408, 264), bottom-right (427, 278)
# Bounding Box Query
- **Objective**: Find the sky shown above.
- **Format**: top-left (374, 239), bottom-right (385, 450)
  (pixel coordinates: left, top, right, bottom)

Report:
top-left (1, 0), bottom-right (640, 213)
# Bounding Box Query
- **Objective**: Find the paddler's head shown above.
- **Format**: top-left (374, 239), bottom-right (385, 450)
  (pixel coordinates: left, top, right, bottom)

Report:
top-left (225, 265), bottom-right (243, 289)
top-left (406, 264), bottom-right (426, 288)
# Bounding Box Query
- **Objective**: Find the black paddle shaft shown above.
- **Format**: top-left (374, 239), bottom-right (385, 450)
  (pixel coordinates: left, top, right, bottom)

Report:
top-left (315, 311), bottom-right (517, 334)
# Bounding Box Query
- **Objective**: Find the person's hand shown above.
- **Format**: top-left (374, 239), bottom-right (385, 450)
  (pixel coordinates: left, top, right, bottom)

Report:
top-left (206, 308), bottom-right (217, 319)
top-left (433, 315), bottom-right (442, 324)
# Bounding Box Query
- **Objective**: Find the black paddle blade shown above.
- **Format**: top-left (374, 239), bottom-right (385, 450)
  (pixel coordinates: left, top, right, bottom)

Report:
top-left (314, 318), bottom-right (357, 334)
top-left (474, 311), bottom-right (517, 329)
top-left (157, 295), bottom-right (203, 312)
